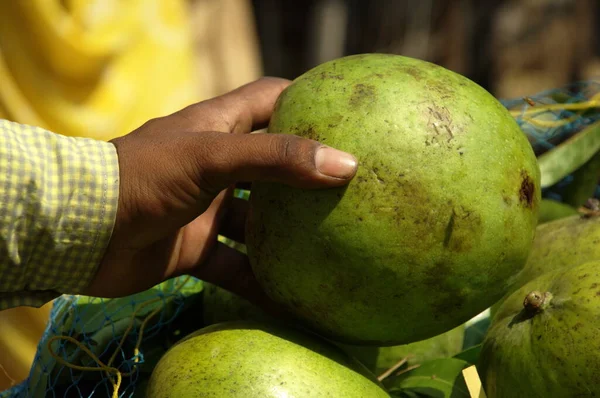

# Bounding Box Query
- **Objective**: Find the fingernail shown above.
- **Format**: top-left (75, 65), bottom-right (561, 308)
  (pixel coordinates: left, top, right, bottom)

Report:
top-left (315, 147), bottom-right (358, 179)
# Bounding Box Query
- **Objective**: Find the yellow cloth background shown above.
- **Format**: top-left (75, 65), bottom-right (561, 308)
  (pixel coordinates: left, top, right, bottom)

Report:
top-left (0, 0), bottom-right (262, 390)
top-left (0, 0), bottom-right (199, 141)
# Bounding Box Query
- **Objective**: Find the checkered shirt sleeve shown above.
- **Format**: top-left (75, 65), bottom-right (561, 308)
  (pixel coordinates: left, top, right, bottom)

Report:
top-left (0, 120), bottom-right (119, 310)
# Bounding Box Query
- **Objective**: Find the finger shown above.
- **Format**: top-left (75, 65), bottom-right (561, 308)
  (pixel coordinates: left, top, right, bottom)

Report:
top-left (193, 242), bottom-right (289, 318)
top-left (191, 131), bottom-right (358, 194)
top-left (176, 187), bottom-right (234, 271)
top-left (178, 77), bottom-right (291, 134)
top-left (219, 197), bottom-right (248, 243)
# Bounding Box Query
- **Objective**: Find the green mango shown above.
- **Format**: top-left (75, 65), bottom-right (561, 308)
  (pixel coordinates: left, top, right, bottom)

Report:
top-left (515, 214), bottom-right (600, 287)
top-left (491, 213), bottom-right (600, 318)
top-left (202, 283), bottom-right (464, 375)
top-left (146, 321), bottom-right (389, 398)
top-left (246, 53), bottom-right (540, 345)
top-left (508, 213), bottom-right (600, 296)
top-left (479, 260), bottom-right (600, 397)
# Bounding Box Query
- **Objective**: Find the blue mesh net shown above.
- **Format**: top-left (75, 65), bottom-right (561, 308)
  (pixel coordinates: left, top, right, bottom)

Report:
top-left (2, 82), bottom-right (599, 398)
top-left (502, 81), bottom-right (600, 156)
top-left (2, 277), bottom-right (204, 398)
top-left (501, 80), bottom-right (600, 203)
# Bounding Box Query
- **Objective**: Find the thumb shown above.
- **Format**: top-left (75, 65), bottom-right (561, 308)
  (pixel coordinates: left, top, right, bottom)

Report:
top-left (191, 131), bottom-right (358, 195)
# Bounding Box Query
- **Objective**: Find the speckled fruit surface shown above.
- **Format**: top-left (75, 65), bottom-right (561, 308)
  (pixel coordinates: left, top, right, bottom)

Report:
top-left (146, 321), bottom-right (389, 397)
top-left (246, 54), bottom-right (540, 345)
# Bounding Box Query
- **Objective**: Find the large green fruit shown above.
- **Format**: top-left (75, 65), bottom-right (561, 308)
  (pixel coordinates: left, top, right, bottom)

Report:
top-left (246, 54), bottom-right (540, 344)
top-left (479, 260), bottom-right (600, 397)
top-left (202, 283), bottom-right (464, 374)
top-left (146, 321), bottom-right (389, 398)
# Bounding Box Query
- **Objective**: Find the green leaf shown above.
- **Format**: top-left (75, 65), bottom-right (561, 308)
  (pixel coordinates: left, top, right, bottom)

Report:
top-left (561, 149), bottom-right (600, 208)
top-left (538, 199), bottom-right (578, 224)
top-left (538, 121), bottom-right (600, 188)
top-left (453, 344), bottom-right (481, 365)
top-left (387, 358), bottom-right (470, 398)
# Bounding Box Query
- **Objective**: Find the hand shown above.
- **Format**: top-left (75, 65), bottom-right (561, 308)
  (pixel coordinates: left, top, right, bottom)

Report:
top-left (83, 78), bottom-right (358, 310)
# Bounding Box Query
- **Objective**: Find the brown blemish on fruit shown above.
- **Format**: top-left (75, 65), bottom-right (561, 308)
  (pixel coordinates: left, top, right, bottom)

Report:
top-left (296, 125), bottom-right (321, 142)
top-left (423, 260), bottom-right (465, 317)
top-left (349, 83), bottom-right (376, 108)
top-left (319, 71), bottom-right (344, 80)
top-left (443, 211), bottom-right (456, 248)
top-left (443, 206), bottom-right (482, 253)
top-left (404, 66), bottom-right (423, 81)
top-left (428, 81), bottom-right (455, 98)
top-left (519, 171), bottom-right (535, 208)
top-left (326, 114), bottom-right (344, 129)
top-left (424, 105), bottom-right (459, 147)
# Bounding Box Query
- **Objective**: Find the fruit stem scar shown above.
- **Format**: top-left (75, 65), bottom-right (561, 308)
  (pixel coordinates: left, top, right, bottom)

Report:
top-left (523, 291), bottom-right (553, 314)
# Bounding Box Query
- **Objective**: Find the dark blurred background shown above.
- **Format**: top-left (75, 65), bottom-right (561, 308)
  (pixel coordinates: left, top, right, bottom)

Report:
top-left (250, 0), bottom-right (600, 99)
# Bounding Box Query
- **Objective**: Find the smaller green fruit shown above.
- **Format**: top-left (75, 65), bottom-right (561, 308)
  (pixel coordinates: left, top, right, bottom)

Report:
top-left (491, 213), bottom-right (600, 318)
top-left (479, 260), bottom-right (600, 397)
top-left (146, 321), bottom-right (389, 398)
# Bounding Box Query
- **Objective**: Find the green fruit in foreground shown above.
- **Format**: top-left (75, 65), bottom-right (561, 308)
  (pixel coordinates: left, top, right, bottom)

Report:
top-left (202, 283), bottom-right (464, 374)
top-left (246, 53), bottom-right (540, 344)
top-left (146, 321), bottom-right (388, 398)
top-left (479, 260), bottom-right (600, 397)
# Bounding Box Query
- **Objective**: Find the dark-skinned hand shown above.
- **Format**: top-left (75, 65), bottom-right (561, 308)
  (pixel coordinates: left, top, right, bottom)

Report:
top-left (83, 78), bottom-right (358, 312)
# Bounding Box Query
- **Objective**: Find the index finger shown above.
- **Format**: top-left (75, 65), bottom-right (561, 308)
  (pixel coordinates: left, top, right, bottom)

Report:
top-left (178, 77), bottom-right (292, 134)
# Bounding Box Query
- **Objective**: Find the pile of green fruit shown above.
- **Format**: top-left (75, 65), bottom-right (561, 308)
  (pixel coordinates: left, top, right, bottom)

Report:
top-left (145, 54), bottom-right (600, 397)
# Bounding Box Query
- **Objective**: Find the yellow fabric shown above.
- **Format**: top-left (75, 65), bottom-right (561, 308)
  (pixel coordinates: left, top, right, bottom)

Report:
top-left (0, 1), bottom-right (201, 390)
top-left (0, 0), bottom-right (200, 141)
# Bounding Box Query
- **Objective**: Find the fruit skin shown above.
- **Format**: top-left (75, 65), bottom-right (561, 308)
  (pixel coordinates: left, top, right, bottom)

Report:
top-left (246, 53), bottom-right (541, 345)
top-left (145, 321), bottom-right (389, 398)
top-left (514, 214), bottom-right (600, 289)
top-left (478, 260), bottom-right (600, 398)
top-left (491, 213), bottom-right (600, 318)
top-left (202, 283), bottom-right (464, 374)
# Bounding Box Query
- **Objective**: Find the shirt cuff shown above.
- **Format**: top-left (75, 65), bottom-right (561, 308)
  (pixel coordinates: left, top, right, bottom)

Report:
top-left (0, 120), bottom-right (119, 309)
